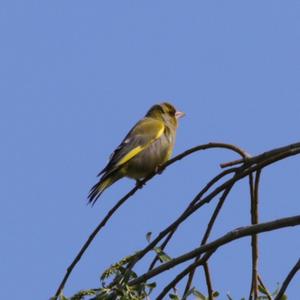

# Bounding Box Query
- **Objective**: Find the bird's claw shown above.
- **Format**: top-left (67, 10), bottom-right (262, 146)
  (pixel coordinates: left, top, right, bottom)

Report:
top-left (155, 164), bottom-right (165, 175)
top-left (136, 179), bottom-right (146, 188)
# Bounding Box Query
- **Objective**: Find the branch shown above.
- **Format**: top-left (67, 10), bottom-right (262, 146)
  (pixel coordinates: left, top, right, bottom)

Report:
top-left (54, 142), bottom-right (246, 298)
top-left (156, 251), bottom-right (214, 300)
top-left (155, 182), bottom-right (236, 299)
top-left (54, 184), bottom-right (144, 297)
top-left (126, 145), bottom-right (300, 278)
top-left (220, 141), bottom-right (300, 168)
top-left (183, 183), bottom-right (235, 297)
top-left (249, 171), bottom-right (261, 300)
top-left (203, 262), bottom-right (214, 300)
top-left (274, 258), bottom-right (300, 300)
top-left (148, 168), bottom-right (238, 272)
top-left (257, 274), bottom-right (273, 300)
top-left (54, 141), bottom-right (300, 298)
top-left (129, 215), bottom-right (300, 286)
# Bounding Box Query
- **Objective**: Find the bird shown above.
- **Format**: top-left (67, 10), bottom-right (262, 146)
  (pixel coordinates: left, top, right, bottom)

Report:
top-left (88, 102), bottom-right (185, 205)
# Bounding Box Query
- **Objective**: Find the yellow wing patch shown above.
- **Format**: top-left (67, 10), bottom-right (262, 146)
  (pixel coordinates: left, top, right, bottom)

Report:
top-left (117, 146), bottom-right (144, 166)
top-left (116, 121), bottom-right (165, 167)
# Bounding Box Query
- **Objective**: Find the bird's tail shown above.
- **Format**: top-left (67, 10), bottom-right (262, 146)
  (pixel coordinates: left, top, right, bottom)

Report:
top-left (88, 172), bottom-right (122, 206)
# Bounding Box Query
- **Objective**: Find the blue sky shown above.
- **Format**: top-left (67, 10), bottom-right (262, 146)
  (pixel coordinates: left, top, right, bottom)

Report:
top-left (1, 1), bottom-right (300, 299)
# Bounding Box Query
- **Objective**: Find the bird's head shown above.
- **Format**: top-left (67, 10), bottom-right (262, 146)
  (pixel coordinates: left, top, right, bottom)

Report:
top-left (146, 102), bottom-right (185, 127)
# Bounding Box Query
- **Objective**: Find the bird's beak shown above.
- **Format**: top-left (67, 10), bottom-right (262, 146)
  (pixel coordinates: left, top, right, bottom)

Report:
top-left (175, 111), bottom-right (185, 119)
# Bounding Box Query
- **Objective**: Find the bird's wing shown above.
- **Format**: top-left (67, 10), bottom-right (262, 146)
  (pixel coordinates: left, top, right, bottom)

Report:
top-left (98, 117), bottom-right (165, 176)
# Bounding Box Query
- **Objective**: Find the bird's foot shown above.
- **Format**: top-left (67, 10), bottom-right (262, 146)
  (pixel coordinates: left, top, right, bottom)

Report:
top-left (135, 179), bottom-right (146, 188)
top-left (155, 164), bottom-right (165, 175)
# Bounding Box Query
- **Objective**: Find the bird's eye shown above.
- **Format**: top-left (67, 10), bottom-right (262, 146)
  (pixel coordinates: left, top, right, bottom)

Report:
top-left (169, 108), bottom-right (176, 116)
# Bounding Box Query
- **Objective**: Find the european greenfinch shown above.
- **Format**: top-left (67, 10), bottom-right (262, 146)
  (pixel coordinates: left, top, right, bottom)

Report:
top-left (88, 102), bottom-right (185, 205)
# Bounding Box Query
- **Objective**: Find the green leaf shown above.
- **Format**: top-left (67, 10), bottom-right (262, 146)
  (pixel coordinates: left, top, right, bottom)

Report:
top-left (192, 289), bottom-right (206, 300)
top-left (146, 282), bottom-right (157, 294)
top-left (213, 290), bottom-right (220, 297)
top-left (100, 252), bottom-right (139, 281)
top-left (258, 284), bottom-right (268, 295)
top-left (146, 282), bottom-right (156, 289)
top-left (154, 247), bottom-right (172, 263)
top-left (169, 293), bottom-right (180, 300)
top-left (183, 287), bottom-right (194, 297)
top-left (146, 232), bottom-right (152, 243)
top-left (69, 289), bottom-right (97, 300)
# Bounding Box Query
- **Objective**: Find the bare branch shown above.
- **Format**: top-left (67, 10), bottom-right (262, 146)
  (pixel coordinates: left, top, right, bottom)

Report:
top-left (156, 251), bottom-right (214, 300)
top-left (184, 183), bottom-right (235, 296)
top-left (54, 142), bottom-right (247, 298)
top-left (126, 146), bottom-right (300, 279)
top-left (203, 262), bottom-right (214, 300)
top-left (130, 215), bottom-right (300, 286)
top-left (274, 258), bottom-right (300, 300)
top-left (54, 184), bottom-right (144, 297)
top-left (221, 141), bottom-right (300, 169)
top-left (148, 168), bottom-right (237, 272)
top-left (54, 141), bottom-right (300, 298)
top-left (249, 171), bottom-right (261, 300)
top-left (220, 157), bottom-right (246, 168)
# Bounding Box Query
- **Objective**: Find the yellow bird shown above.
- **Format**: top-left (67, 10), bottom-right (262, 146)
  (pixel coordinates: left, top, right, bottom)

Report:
top-left (88, 102), bottom-right (185, 205)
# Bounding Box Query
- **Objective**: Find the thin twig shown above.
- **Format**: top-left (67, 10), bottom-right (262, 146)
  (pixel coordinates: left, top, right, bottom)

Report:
top-left (257, 274), bottom-right (273, 300)
top-left (148, 168), bottom-right (238, 272)
top-left (54, 183), bottom-right (145, 297)
top-left (249, 171), bottom-right (261, 300)
top-left (129, 215), bottom-right (300, 286)
top-left (203, 262), bottom-right (214, 300)
top-left (248, 173), bottom-right (256, 300)
top-left (130, 172), bottom-right (239, 276)
top-left (156, 251), bottom-right (214, 300)
top-left (220, 157), bottom-right (246, 168)
top-left (274, 258), bottom-right (300, 300)
top-left (183, 183), bottom-right (235, 297)
top-left (221, 141), bottom-right (300, 169)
